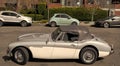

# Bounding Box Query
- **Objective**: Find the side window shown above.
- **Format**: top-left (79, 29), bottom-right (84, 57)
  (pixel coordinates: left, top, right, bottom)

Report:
top-left (63, 32), bottom-right (79, 42)
top-left (61, 15), bottom-right (69, 18)
top-left (57, 33), bottom-right (64, 41)
top-left (9, 13), bottom-right (17, 16)
top-left (55, 15), bottom-right (61, 18)
top-left (1, 12), bottom-right (9, 16)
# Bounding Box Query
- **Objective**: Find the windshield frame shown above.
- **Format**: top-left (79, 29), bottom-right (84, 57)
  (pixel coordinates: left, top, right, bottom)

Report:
top-left (51, 28), bottom-right (61, 41)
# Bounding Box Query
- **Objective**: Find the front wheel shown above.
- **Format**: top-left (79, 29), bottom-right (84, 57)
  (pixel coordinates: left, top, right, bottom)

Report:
top-left (12, 47), bottom-right (29, 65)
top-left (21, 21), bottom-right (28, 27)
top-left (79, 47), bottom-right (98, 64)
top-left (71, 22), bottom-right (77, 26)
top-left (0, 21), bottom-right (3, 27)
top-left (50, 22), bottom-right (56, 27)
top-left (103, 22), bottom-right (110, 28)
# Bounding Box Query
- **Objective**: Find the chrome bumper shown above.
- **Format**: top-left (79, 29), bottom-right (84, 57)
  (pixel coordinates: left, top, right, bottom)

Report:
top-left (110, 44), bottom-right (114, 54)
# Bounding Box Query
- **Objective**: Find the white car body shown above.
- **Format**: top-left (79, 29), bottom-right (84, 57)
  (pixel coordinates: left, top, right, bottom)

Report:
top-left (0, 11), bottom-right (32, 27)
top-left (6, 26), bottom-right (113, 65)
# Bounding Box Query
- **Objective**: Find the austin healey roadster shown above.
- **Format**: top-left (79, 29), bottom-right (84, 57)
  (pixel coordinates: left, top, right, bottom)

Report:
top-left (6, 26), bottom-right (113, 65)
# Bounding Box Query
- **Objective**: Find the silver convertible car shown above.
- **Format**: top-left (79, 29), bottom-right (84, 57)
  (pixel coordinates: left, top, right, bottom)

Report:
top-left (6, 26), bottom-right (113, 65)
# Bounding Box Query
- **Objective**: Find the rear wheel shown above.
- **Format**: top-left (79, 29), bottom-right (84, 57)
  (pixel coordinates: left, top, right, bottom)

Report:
top-left (12, 47), bottom-right (29, 65)
top-left (103, 22), bottom-right (110, 28)
top-left (21, 21), bottom-right (28, 27)
top-left (0, 21), bottom-right (3, 27)
top-left (51, 22), bottom-right (56, 27)
top-left (79, 47), bottom-right (98, 64)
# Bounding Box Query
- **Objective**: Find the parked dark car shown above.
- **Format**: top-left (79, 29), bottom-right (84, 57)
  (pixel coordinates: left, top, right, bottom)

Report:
top-left (95, 16), bottom-right (120, 28)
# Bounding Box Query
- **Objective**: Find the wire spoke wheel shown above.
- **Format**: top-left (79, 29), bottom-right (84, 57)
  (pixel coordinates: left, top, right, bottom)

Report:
top-left (13, 47), bottom-right (29, 65)
top-left (14, 50), bottom-right (24, 63)
top-left (83, 51), bottom-right (95, 63)
top-left (80, 47), bottom-right (97, 64)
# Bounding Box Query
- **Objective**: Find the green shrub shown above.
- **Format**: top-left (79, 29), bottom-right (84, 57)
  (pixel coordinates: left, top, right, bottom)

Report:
top-left (49, 7), bottom-right (107, 21)
top-left (37, 3), bottom-right (47, 15)
top-left (20, 9), bottom-right (35, 14)
top-left (24, 14), bottom-right (43, 21)
top-left (40, 20), bottom-right (48, 23)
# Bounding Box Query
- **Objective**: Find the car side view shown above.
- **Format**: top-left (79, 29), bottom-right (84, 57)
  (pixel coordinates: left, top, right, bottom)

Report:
top-left (6, 26), bottom-right (113, 65)
top-left (0, 11), bottom-right (32, 27)
top-left (95, 16), bottom-right (120, 28)
top-left (48, 13), bottom-right (80, 27)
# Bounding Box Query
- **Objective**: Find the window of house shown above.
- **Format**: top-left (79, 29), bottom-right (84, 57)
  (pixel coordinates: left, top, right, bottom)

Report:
top-left (112, 0), bottom-right (120, 4)
top-left (51, 0), bottom-right (60, 3)
top-left (87, 0), bottom-right (94, 4)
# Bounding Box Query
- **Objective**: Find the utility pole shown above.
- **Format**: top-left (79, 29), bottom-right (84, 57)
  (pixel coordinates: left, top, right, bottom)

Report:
top-left (46, 0), bottom-right (50, 21)
top-left (16, 0), bottom-right (20, 12)
top-left (107, 0), bottom-right (111, 16)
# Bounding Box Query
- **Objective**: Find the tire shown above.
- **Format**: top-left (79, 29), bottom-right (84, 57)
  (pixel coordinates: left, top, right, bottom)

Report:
top-left (0, 21), bottom-right (3, 27)
top-left (71, 22), bottom-right (77, 26)
top-left (51, 22), bottom-right (56, 27)
top-left (12, 47), bottom-right (29, 65)
top-left (79, 47), bottom-right (98, 64)
top-left (21, 21), bottom-right (28, 27)
top-left (103, 22), bottom-right (110, 28)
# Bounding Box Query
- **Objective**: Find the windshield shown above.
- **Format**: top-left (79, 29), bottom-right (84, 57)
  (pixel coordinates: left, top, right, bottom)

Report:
top-left (51, 28), bottom-right (61, 41)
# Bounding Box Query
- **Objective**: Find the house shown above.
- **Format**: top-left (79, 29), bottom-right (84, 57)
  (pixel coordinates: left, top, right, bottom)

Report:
top-left (0, 0), bottom-right (6, 10)
top-left (47, 0), bottom-right (120, 16)
top-left (0, 0), bottom-right (120, 16)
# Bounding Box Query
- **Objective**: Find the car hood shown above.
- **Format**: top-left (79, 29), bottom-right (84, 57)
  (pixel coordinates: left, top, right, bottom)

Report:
top-left (17, 33), bottom-right (50, 42)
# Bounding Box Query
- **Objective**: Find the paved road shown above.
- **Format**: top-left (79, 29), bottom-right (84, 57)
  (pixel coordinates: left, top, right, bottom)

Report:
top-left (0, 25), bottom-right (120, 66)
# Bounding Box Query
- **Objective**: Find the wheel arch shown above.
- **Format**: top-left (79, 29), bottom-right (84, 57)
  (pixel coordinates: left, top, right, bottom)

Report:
top-left (12, 46), bottom-right (33, 60)
top-left (50, 21), bottom-right (57, 24)
top-left (0, 18), bottom-right (4, 21)
top-left (102, 22), bottom-right (110, 26)
top-left (79, 45), bottom-right (99, 58)
top-left (20, 20), bottom-right (27, 23)
top-left (71, 21), bottom-right (78, 25)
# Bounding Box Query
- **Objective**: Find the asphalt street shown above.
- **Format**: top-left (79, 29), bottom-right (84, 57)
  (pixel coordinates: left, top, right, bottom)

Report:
top-left (0, 24), bottom-right (120, 66)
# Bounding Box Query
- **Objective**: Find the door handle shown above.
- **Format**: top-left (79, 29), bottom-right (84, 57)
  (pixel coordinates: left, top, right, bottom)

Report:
top-left (71, 44), bottom-right (77, 47)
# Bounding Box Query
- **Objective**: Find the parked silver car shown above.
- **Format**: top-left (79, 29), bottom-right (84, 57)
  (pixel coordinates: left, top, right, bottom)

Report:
top-left (95, 16), bottom-right (120, 28)
top-left (0, 11), bottom-right (32, 27)
top-left (6, 26), bottom-right (113, 65)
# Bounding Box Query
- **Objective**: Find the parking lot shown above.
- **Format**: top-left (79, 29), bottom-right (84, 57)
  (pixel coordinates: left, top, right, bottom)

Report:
top-left (0, 24), bottom-right (120, 66)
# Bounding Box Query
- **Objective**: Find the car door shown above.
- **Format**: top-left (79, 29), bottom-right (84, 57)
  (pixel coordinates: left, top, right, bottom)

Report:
top-left (110, 17), bottom-right (120, 25)
top-left (60, 14), bottom-right (71, 25)
top-left (52, 32), bottom-right (79, 59)
top-left (9, 12), bottom-right (21, 22)
top-left (1, 12), bottom-right (11, 22)
top-left (54, 14), bottom-right (62, 25)
top-left (29, 42), bottom-right (54, 59)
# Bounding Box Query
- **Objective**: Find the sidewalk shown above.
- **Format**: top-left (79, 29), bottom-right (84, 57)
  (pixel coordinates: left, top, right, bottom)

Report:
top-left (32, 21), bottom-right (95, 26)
top-left (80, 21), bottom-right (95, 26)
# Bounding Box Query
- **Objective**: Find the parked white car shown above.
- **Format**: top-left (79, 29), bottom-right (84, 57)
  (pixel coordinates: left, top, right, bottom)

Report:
top-left (6, 26), bottom-right (113, 65)
top-left (49, 13), bottom-right (80, 27)
top-left (0, 11), bottom-right (32, 27)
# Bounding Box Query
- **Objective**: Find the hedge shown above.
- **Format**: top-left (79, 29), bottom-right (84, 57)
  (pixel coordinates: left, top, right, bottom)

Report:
top-left (24, 14), bottom-right (43, 21)
top-left (20, 6), bottom-right (108, 21)
top-left (49, 7), bottom-right (108, 21)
